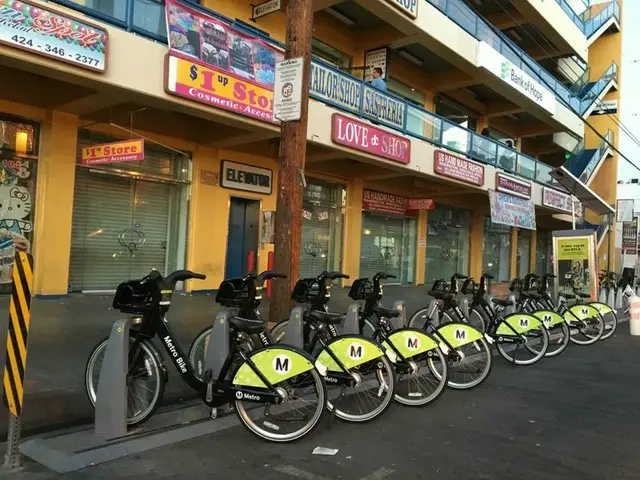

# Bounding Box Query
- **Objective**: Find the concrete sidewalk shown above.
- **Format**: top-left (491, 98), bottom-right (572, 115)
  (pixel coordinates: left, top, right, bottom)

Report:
top-left (5, 323), bottom-right (640, 479)
top-left (0, 285), bottom-right (435, 435)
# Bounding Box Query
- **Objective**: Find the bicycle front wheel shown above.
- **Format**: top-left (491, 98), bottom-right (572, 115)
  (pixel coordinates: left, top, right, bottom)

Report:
top-left (85, 334), bottom-right (165, 426)
top-left (569, 314), bottom-right (604, 345)
top-left (496, 324), bottom-right (549, 365)
top-left (600, 311), bottom-right (618, 340)
top-left (545, 322), bottom-right (570, 357)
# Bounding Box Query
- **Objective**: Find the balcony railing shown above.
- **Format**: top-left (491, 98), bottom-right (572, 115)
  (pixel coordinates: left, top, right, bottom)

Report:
top-left (578, 62), bottom-right (618, 115)
top-left (49, 0), bottom-right (558, 188)
top-left (584, 1), bottom-right (620, 37)
top-left (580, 129), bottom-right (614, 183)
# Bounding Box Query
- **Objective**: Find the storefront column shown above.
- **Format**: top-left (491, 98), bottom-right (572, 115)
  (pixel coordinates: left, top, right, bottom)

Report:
top-left (342, 179), bottom-right (363, 283)
top-left (475, 116), bottom-right (489, 134)
top-left (32, 110), bottom-right (78, 296)
top-left (415, 210), bottom-right (428, 285)
top-left (510, 227), bottom-right (518, 280)
top-left (469, 208), bottom-right (485, 279)
top-left (529, 229), bottom-right (537, 273)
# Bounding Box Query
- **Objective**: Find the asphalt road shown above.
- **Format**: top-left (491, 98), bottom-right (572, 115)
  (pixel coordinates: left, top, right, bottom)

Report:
top-left (5, 323), bottom-right (640, 479)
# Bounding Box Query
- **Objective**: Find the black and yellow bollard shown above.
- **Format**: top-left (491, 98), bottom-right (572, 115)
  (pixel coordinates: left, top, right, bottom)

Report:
top-left (2, 251), bottom-right (34, 469)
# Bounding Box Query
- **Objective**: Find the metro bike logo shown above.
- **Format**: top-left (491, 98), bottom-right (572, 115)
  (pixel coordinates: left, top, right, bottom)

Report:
top-left (406, 336), bottom-right (420, 350)
top-left (519, 318), bottom-right (530, 328)
top-left (348, 343), bottom-right (364, 360)
top-left (455, 329), bottom-right (466, 340)
top-left (273, 354), bottom-right (292, 374)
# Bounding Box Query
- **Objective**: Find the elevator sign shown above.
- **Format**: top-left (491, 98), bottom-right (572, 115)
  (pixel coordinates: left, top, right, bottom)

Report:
top-left (220, 160), bottom-right (273, 194)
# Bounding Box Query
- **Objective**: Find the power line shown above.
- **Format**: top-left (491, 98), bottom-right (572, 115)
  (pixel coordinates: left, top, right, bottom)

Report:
top-left (484, 0), bottom-right (640, 174)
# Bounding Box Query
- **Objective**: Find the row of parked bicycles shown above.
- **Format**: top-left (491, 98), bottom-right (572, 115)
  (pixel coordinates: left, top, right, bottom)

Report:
top-left (84, 267), bottom-right (618, 443)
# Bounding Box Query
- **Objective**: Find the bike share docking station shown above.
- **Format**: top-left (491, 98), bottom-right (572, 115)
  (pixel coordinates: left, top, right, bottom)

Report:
top-left (19, 306), bottom-right (306, 473)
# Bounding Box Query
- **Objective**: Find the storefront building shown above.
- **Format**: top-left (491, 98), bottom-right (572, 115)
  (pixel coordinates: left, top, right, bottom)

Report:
top-left (0, 0), bottom-right (622, 298)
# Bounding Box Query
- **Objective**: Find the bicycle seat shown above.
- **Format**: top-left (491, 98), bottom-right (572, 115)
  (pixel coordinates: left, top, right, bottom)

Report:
top-left (428, 291), bottom-right (454, 301)
top-left (523, 291), bottom-right (542, 300)
top-left (229, 316), bottom-right (266, 334)
top-left (491, 297), bottom-right (514, 307)
top-left (560, 292), bottom-right (576, 299)
top-left (373, 305), bottom-right (400, 319)
top-left (308, 310), bottom-right (343, 324)
top-left (576, 292), bottom-right (591, 299)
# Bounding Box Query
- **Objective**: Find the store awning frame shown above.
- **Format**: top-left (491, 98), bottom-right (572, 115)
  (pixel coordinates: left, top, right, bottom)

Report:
top-left (550, 166), bottom-right (615, 216)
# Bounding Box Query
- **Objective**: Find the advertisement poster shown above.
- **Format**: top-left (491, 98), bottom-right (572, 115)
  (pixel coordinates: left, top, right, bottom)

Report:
top-left (622, 218), bottom-right (638, 250)
top-left (81, 138), bottom-right (144, 165)
top-left (488, 189), bottom-right (536, 230)
top-left (553, 231), bottom-right (597, 299)
top-left (164, 0), bottom-right (283, 121)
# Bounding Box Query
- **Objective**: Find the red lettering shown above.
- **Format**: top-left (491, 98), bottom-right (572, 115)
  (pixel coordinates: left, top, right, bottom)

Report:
top-left (233, 82), bottom-right (247, 100)
top-left (200, 71), bottom-right (216, 92)
top-left (247, 89), bottom-right (257, 105)
top-left (32, 15), bottom-right (101, 46)
top-left (257, 95), bottom-right (268, 108)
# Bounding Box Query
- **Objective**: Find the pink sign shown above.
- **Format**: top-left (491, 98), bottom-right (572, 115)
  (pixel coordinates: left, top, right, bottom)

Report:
top-left (331, 113), bottom-right (410, 164)
top-left (434, 150), bottom-right (484, 186)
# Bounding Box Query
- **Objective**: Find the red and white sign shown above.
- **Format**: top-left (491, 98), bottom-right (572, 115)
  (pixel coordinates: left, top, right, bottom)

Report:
top-left (434, 150), bottom-right (484, 186)
top-left (331, 113), bottom-right (410, 164)
top-left (81, 138), bottom-right (145, 166)
top-left (496, 172), bottom-right (532, 199)
top-left (362, 189), bottom-right (417, 216)
top-left (407, 198), bottom-right (435, 211)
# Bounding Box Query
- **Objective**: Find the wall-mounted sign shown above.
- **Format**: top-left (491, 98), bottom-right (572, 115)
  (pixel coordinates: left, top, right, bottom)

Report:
top-left (331, 113), bottom-right (410, 164)
top-left (251, 0), bottom-right (283, 21)
top-left (362, 189), bottom-right (417, 217)
top-left (165, 0), bottom-right (284, 123)
top-left (364, 47), bottom-right (390, 82)
top-left (309, 61), bottom-right (361, 115)
top-left (220, 160), bottom-right (272, 194)
top-left (384, 0), bottom-right (418, 18)
top-left (477, 42), bottom-right (555, 115)
top-left (592, 99), bottom-right (618, 116)
top-left (407, 198), bottom-right (435, 211)
top-left (488, 189), bottom-right (536, 231)
top-left (362, 84), bottom-right (405, 129)
top-left (542, 187), bottom-right (582, 216)
top-left (496, 172), bottom-right (531, 199)
top-left (81, 139), bottom-right (144, 166)
top-left (261, 210), bottom-right (275, 244)
top-left (434, 150), bottom-right (484, 186)
top-left (200, 169), bottom-right (218, 186)
top-left (274, 56), bottom-right (303, 122)
top-left (0, 0), bottom-right (109, 72)
top-left (616, 199), bottom-right (634, 222)
top-left (622, 218), bottom-right (637, 249)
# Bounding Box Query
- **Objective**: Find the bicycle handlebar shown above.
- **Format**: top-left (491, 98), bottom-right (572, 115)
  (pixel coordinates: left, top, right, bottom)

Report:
top-left (374, 272), bottom-right (397, 281)
top-left (319, 271), bottom-right (350, 281)
top-left (158, 269), bottom-right (206, 289)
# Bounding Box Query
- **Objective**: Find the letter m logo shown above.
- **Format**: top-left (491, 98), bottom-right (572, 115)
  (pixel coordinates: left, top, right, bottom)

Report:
top-left (350, 344), bottom-right (363, 359)
top-left (519, 318), bottom-right (529, 328)
top-left (275, 356), bottom-right (289, 372)
top-left (454, 329), bottom-right (466, 340)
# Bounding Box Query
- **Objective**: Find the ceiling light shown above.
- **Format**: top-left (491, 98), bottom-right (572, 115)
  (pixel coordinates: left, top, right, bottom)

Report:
top-left (325, 7), bottom-right (355, 26)
top-left (508, 29), bottom-right (523, 42)
top-left (398, 50), bottom-right (423, 66)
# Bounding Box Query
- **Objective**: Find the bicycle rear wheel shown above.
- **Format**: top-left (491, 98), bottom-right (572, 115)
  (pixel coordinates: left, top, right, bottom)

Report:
top-left (600, 311), bottom-right (617, 340)
top-left (496, 324), bottom-right (549, 365)
top-left (568, 314), bottom-right (604, 345)
top-left (545, 322), bottom-right (570, 357)
top-left (85, 334), bottom-right (165, 426)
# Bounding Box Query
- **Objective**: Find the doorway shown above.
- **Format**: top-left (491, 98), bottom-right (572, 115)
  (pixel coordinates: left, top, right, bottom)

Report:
top-left (225, 197), bottom-right (260, 279)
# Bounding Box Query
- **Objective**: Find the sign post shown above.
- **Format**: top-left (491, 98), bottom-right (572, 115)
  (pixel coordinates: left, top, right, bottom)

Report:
top-left (2, 252), bottom-right (34, 469)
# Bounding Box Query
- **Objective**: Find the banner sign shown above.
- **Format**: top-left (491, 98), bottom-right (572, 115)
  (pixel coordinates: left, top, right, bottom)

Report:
top-left (407, 198), bottom-right (435, 211)
top-left (496, 172), bottom-right (531, 199)
top-left (542, 187), bottom-right (582, 217)
top-left (553, 230), bottom-right (598, 299)
top-left (309, 61), bottom-right (361, 115)
top-left (434, 150), bottom-right (484, 186)
top-left (488, 189), bottom-right (536, 230)
top-left (164, 0), bottom-right (283, 122)
top-left (362, 84), bottom-right (405, 129)
top-left (220, 160), bottom-right (272, 194)
top-left (331, 113), bottom-right (410, 164)
top-left (384, 0), bottom-right (418, 18)
top-left (364, 47), bottom-right (390, 82)
top-left (616, 199), bottom-right (634, 222)
top-left (81, 139), bottom-right (145, 166)
top-left (622, 218), bottom-right (637, 249)
top-left (362, 189), bottom-right (417, 217)
top-left (0, 0), bottom-right (109, 72)
top-left (477, 42), bottom-right (555, 115)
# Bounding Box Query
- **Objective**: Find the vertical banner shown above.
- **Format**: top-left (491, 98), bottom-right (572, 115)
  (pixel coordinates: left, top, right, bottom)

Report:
top-left (552, 230), bottom-right (598, 300)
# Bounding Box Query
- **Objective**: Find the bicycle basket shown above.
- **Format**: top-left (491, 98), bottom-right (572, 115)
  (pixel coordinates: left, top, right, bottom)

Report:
top-left (112, 279), bottom-right (157, 314)
top-left (348, 278), bottom-right (373, 300)
top-left (291, 278), bottom-right (321, 304)
top-left (216, 278), bottom-right (249, 308)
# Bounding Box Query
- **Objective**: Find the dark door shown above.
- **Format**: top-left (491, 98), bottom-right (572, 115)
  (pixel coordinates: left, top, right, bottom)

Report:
top-left (225, 197), bottom-right (260, 279)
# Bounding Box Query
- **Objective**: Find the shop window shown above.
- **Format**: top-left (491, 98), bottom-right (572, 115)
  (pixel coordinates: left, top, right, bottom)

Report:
top-left (300, 179), bottom-right (346, 278)
top-left (536, 230), bottom-right (553, 275)
top-left (360, 213), bottom-right (416, 284)
top-left (0, 116), bottom-right (39, 293)
top-left (482, 218), bottom-right (511, 282)
top-left (516, 229), bottom-right (532, 278)
top-left (387, 78), bottom-right (425, 134)
top-left (425, 205), bottom-right (471, 283)
top-left (312, 39), bottom-right (352, 70)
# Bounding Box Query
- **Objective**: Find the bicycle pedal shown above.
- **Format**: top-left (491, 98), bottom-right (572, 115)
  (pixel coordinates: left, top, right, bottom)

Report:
top-left (211, 407), bottom-right (219, 419)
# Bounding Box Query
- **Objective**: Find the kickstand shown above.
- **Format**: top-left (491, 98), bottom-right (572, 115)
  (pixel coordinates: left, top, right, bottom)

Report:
top-left (511, 344), bottom-right (520, 368)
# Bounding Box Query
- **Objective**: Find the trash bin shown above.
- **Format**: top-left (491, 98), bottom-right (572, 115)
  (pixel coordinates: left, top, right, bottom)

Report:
top-left (630, 297), bottom-right (640, 336)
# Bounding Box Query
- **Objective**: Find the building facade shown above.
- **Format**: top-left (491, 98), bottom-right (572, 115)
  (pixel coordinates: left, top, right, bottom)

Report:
top-left (0, 0), bottom-right (622, 297)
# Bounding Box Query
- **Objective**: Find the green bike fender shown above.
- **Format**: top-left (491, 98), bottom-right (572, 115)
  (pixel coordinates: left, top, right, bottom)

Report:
top-left (532, 310), bottom-right (566, 328)
top-left (496, 313), bottom-right (544, 335)
top-left (589, 302), bottom-right (614, 315)
top-left (564, 304), bottom-right (600, 322)
top-left (233, 345), bottom-right (319, 389)
top-left (436, 323), bottom-right (484, 349)
top-left (382, 328), bottom-right (439, 359)
top-left (316, 335), bottom-right (392, 372)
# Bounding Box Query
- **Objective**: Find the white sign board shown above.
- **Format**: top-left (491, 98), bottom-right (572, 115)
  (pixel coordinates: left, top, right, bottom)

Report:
top-left (477, 42), bottom-right (556, 115)
top-left (384, 0), bottom-right (418, 18)
top-left (617, 199), bottom-right (635, 222)
top-left (251, 0), bottom-right (282, 20)
top-left (274, 56), bottom-right (304, 122)
top-left (592, 99), bottom-right (618, 116)
top-left (220, 160), bottom-right (273, 194)
top-left (364, 47), bottom-right (390, 82)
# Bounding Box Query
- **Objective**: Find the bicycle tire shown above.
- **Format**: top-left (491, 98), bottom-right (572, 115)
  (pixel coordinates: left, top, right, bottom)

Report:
top-left (85, 334), bottom-right (165, 427)
top-left (568, 311), bottom-right (605, 345)
top-left (495, 322), bottom-right (549, 365)
top-left (544, 322), bottom-right (570, 357)
top-left (600, 311), bottom-right (618, 340)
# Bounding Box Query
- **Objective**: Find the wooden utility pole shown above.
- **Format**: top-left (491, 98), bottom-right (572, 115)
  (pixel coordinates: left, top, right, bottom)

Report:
top-left (269, 0), bottom-right (313, 322)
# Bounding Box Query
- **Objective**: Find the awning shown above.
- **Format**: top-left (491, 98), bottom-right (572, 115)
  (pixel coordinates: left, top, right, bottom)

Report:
top-left (550, 166), bottom-right (615, 216)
